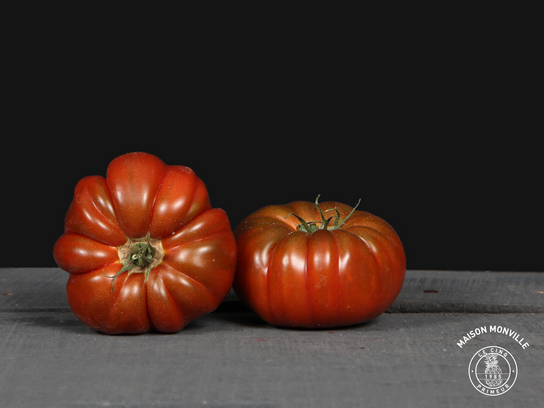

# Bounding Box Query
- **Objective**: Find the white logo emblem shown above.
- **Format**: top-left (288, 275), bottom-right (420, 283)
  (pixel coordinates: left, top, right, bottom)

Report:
top-left (468, 346), bottom-right (518, 396)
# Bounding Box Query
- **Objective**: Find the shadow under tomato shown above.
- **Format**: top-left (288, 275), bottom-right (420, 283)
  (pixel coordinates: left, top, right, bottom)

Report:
top-left (10, 312), bottom-right (90, 334)
top-left (211, 310), bottom-right (382, 331)
top-left (9, 311), bottom-right (213, 336)
top-left (272, 319), bottom-right (378, 332)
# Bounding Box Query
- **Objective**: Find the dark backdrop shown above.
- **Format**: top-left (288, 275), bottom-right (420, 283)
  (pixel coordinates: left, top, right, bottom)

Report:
top-left (5, 128), bottom-right (540, 272)
top-left (3, 24), bottom-right (541, 272)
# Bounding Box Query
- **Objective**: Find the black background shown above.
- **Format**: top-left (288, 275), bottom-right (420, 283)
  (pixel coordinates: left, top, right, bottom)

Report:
top-left (3, 19), bottom-right (541, 272)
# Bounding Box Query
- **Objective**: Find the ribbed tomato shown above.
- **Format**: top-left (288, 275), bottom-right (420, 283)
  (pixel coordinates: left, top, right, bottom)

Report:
top-left (53, 152), bottom-right (236, 334)
top-left (233, 197), bottom-right (405, 328)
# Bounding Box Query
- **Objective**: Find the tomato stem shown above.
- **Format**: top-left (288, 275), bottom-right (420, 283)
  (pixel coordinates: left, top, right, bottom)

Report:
top-left (103, 231), bottom-right (158, 292)
top-left (285, 196), bottom-right (361, 234)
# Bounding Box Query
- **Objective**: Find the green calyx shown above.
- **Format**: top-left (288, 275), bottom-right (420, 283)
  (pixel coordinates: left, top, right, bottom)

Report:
top-left (104, 231), bottom-right (157, 292)
top-left (286, 195), bottom-right (361, 234)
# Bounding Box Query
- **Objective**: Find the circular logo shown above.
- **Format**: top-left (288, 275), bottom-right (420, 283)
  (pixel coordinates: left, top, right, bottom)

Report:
top-left (468, 346), bottom-right (518, 396)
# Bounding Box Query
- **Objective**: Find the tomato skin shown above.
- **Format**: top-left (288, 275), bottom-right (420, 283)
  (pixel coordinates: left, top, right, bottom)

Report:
top-left (53, 152), bottom-right (236, 334)
top-left (233, 200), bottom-right (406, 328)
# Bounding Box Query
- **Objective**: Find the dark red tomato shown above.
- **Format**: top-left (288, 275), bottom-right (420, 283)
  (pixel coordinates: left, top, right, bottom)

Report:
top-left (53, 152), bottom-right (237, 334)
top-left (233, 198), bottom-right (405, 328)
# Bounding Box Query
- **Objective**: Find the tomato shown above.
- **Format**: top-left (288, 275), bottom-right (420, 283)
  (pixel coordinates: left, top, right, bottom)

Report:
top-left (53, 152), bottom-right (237, 334)
top-left (233, 197), bottom-right (405, 328)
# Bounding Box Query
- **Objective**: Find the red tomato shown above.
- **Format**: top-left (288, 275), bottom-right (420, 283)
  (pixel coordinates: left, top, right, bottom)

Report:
top-left (233, 197), bottom-right (406, 328)
top-left (53, 152), bottom-right (237, 334)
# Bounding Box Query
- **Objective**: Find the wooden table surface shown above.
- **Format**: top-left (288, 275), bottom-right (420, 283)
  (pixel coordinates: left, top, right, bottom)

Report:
top-left (1, 268), bottom-right (543, 408)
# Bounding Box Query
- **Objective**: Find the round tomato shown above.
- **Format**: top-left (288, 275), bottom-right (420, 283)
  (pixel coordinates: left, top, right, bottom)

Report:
top-left (53, 152), bottom-right (237, 334)
top-left (233, 197), bottom-right (405, 328)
